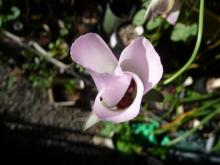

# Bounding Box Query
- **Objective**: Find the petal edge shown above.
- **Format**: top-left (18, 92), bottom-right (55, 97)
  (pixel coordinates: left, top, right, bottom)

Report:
top-left (70, 33), bottom-right (118, 74)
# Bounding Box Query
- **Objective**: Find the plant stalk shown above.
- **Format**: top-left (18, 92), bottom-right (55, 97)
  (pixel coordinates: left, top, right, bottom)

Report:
top-left (163, 0), bottom-right (205, 85)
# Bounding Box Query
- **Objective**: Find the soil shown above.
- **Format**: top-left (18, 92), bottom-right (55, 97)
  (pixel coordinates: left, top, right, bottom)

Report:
top-left (0, 61), bottom-right (103, 163)
top-left (0, 63), bottom-right (90, 131)
top-left (0, 60), bottom-right (166, 165)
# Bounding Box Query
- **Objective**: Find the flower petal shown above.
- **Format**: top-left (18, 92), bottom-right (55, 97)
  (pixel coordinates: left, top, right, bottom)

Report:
top-left (146, 0), bottom-right (181, 25)
top-left (145, 0), bottom-right (167, 20)
top-left (93, 72), bottom-right (144, 123)
top-left (166, 0), bottom-right (182, 25)
top-left (117, 37), bottom-right (163, 94)
top-left (70, 33), bottom-right (118, 74)
top-left (89, 70), bottom-right (132, 107)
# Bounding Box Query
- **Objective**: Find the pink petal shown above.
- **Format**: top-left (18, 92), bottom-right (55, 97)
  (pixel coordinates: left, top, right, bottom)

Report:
top-left (146, 0), bottom-right (181, 25)
top-left (70, 33), bottom-right (118, 74)
top-left (89, 70), bottom-right (132, 107)
top-left (145, 0), bottom-right (167, 20)
top-left (153, 0), bottom-right (168, 14)
top-left (166, 0), bottom-right (182, 25)
top-left (116, 37), bottom-right (163, 94)
top-left (93, 72), bottom-right (144, 123)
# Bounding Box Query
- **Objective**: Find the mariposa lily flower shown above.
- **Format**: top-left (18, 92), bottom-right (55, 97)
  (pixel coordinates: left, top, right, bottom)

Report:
top-left (145, 0), bottom-right (182, 25)
top-left (70, 33), bottom-right (163, 123)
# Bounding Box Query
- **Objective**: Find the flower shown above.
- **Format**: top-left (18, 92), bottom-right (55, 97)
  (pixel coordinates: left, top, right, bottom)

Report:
top-left (145, 0), bottom-right (182, 25)
top-left (70, 33), bottom-right (163, 123)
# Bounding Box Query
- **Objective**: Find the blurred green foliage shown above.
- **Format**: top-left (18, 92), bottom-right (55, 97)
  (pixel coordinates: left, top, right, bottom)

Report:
top-left (48, 38), bottom-right (69, 60)
top-left (0, 0), bottom-right (20, 28)
top-left (132, 9), bottom-right (146, 26)
top-left (171, 23), bottom-right (197, 42)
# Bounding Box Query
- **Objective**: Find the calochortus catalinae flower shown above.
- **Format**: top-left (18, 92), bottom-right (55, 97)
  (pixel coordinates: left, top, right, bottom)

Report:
top-left (145, 0), bottom-right (182, 25)
top-left (70, 33), bottom-right (163, 123)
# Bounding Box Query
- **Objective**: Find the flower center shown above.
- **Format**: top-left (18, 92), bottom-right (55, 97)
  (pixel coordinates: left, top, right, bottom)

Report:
top-left (116, 79), bottom-right (136, 109)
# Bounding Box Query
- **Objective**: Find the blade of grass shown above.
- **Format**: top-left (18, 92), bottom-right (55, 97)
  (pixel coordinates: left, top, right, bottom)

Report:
top-left (167, 107), bottom-right (220, 146)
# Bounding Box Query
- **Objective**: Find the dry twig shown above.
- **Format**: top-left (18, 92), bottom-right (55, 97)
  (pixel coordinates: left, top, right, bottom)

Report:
top-left (2, 30), bottom-right (69, 73)
top-left (1, 30), bottom-right (89, 83)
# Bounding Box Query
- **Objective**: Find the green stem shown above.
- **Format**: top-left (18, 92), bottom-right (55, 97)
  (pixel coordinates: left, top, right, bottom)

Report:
top-left (180, 93), bottom-right (220, 104)
top-left (163, 0), bottom-right (205, 85)
top-left (167, 107), bottom-right (220, 146)
top-left (162, 86), bottom-right (183, 118)
top-left (154, 98), bottom-right (220, 135)
top-left (162, 99), bottom-right (178, 119)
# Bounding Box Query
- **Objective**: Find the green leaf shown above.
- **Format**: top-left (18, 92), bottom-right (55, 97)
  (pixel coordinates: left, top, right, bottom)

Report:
top-left (132, 9), bottom-right (146, 26)
top-left (142, 0), bottom-right (150, 8)
top-left (7, 76), bottom-right (15, 91)
top-left (148, 134), bottom-right (158, 144)
top-left (103, 5), bottom-right (122, 34)
top-left (116, 140), bottom-right (141, 154)
top-left (146, 17), bottom-right (162, 31)
top-left (100, 122), bottom-right (115, 136)
top-left (6, 6), bottom-right (20, 21)
top-left (161, 136), bottom-right (170, 146)
top-left (170, 23), bottom-right (197, 42)
top-left (142, 89), bottom-right (164, 102)
top-left (132, 122), bottom-right (160, 144)
top-left (212, 139), bottom-right (220, 152)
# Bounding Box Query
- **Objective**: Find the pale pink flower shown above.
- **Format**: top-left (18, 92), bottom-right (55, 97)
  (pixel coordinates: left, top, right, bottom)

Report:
top-left (145, 0), bottom-right (182, 25)
top-left (70, 33), bottom-right (163, 123)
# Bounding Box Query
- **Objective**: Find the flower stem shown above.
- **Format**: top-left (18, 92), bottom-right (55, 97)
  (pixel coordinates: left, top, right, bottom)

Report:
top-left (163, 0), bottom-right (205, 85)
top-left (167, 107), bottom-right (220, 146)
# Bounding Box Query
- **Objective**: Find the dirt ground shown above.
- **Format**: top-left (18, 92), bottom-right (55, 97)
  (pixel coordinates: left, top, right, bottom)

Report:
top-left (0, 60), bottom-right (166, 165)
top-left (0, 62), bottom-right (91, 130)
